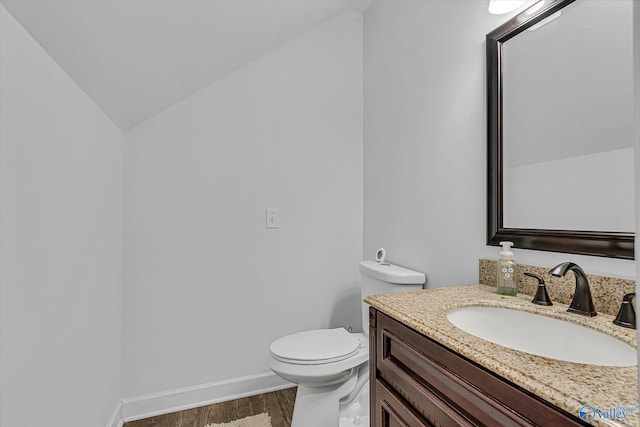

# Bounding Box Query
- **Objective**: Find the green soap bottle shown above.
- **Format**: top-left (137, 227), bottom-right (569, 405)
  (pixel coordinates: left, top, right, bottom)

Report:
top-left (497, 241), bottom-right (517, 296)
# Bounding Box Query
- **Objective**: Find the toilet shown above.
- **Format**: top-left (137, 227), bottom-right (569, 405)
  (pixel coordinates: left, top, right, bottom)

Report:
top-left (269, 259), bottom-right (425, 427)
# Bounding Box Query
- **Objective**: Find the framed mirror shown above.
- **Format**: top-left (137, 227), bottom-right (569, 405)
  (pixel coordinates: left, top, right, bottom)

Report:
top-left (487, 0), bottom-right (635, 259)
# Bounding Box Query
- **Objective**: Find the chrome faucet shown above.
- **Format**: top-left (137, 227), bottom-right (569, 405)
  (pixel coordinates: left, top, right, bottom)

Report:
top-left (549, 262), bottom-right (597, 317)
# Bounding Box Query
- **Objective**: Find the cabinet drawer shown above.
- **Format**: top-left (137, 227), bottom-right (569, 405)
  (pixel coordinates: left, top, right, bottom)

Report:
top-left (374, 311), bottom-right (585, 427)
top-left (375, 380), bottom-right (432, 427)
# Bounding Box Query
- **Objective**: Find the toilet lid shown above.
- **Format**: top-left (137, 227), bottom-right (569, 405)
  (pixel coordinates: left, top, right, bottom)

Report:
top-left (270, 328), bottom-right (361, 365)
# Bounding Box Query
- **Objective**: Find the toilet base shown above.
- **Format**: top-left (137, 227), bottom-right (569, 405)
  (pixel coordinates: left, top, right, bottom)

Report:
top-left (291, 369), bottom-right (358, 427)
top-left (339, 376), bottom-right (369, 427)
top-left (339, 413), bottom-right (370, 427)
top-left (290, 363), bottom-right (370, 427)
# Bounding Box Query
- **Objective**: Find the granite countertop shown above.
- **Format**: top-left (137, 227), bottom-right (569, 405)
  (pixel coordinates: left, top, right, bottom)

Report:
top-left (365, 284), bottom-right (639, 427)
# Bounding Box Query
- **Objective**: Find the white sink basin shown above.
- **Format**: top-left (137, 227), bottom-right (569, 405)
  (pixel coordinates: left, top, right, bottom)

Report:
top-left (446, 306), bottom-right (637, 367)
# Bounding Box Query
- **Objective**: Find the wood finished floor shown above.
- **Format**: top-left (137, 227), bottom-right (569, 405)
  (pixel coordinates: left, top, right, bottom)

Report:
top-left (123, 387), bottom-right (296, 427)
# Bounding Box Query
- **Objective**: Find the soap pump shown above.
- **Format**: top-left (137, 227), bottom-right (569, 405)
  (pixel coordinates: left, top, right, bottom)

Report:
top-left (497, 241), bottom-right (517, 296)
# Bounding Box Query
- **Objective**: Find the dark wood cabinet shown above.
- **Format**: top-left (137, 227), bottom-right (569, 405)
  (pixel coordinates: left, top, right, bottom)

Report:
top-left (369, 308), bottom-right (587, 427)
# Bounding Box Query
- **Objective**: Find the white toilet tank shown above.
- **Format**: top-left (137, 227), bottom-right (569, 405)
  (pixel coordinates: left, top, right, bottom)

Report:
top-left (359, 260), bottom-right (425, 336)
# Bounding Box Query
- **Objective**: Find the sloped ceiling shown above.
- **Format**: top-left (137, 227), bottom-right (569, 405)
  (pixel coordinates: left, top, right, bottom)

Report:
top-left (2, 0), bottom-right (373, 130)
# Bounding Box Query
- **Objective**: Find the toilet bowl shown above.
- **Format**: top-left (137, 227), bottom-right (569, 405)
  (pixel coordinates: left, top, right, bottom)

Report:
top-left (269, 259), bottom-right (425, 427)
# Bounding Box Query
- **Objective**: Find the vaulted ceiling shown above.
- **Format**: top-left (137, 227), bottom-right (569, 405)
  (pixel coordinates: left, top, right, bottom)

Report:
top-left (2, 0), bottom-right (373, 130)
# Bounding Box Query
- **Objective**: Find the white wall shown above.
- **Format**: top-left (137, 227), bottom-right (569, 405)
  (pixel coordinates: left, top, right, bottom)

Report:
top-left (0, 5), bottom-right (124, 427)
top-left (363, 0), bottom-right (636, 287)
top-left (122, 12), bottom-right (363, 397)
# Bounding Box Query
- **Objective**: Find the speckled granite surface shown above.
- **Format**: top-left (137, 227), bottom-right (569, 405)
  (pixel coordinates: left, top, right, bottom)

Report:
top-left (479, 259), bottom-right (636, 317)
top-left (365, 284), bottom-right (639, 427)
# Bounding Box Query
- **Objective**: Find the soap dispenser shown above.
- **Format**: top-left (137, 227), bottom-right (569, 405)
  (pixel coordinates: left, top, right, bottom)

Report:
top-left (497, 241), bottom-right (517, 296)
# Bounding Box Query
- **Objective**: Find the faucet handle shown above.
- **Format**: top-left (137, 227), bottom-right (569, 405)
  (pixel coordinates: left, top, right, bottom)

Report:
top-left (614, 292), bottom-right (636, 329)
top-left (524, 272), bottom-right (552, 306)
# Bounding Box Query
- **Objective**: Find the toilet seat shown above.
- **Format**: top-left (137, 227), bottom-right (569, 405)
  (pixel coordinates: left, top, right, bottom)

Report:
top-left (270, 328), bottom-right (361, 365)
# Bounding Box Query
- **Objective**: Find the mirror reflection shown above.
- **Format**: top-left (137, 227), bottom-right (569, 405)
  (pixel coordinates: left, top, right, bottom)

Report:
top-left (501, 0), bottom-right (635, 232)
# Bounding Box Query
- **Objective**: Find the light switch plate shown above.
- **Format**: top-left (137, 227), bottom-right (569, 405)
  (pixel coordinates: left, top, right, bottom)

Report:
top-left (266, 208), bottom-right (280, 229)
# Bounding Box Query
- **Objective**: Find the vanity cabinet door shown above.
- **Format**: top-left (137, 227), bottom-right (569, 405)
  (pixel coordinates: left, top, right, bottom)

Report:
top-left (370, 308), bottom-right (586, 427)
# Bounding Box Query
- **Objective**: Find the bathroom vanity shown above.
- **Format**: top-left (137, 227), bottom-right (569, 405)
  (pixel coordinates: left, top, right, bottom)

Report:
top-left (366, 285), bottom-right (639, 427)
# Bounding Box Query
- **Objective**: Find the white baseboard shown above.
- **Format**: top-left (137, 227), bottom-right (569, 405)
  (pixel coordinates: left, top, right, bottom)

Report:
top-left (106, 400), bottom-right (124, 427)
top-left (121, 371), bottom-right (293, 422)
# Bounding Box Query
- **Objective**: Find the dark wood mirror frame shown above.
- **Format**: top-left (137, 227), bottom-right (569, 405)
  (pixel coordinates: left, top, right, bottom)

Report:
top-left (486, 0), bottom-right (634, 260)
